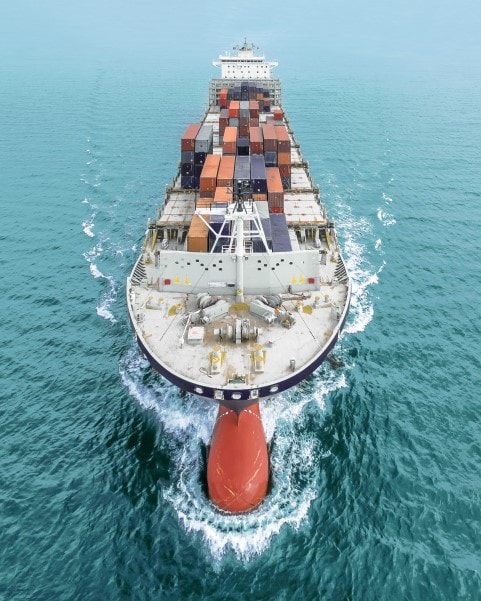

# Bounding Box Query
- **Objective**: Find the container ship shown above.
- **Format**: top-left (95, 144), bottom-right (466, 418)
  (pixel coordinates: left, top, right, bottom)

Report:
top-left (127, 42), bottom-right (351, 513)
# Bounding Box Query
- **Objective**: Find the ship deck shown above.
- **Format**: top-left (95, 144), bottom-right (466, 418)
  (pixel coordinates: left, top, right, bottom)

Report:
top-left (127, 100), bottom-right (350, 403)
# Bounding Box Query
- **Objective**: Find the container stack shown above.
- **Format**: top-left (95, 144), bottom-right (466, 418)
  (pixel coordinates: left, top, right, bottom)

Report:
top-left (199, 154), bottom-right (220, 199)
top-left (266, 166), bottom-right (284, 213)
top-left (180, 123), bottom-right (201, 189)
top-left (187, 214), bottom-right (210, 252)
top-left (275, 124), bottom-right (291, 189)
top-left (194, 125), bottom-right (214, 187)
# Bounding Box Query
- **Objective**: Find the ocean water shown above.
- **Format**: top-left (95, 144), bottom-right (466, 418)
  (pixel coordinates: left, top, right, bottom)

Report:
top-left (1, 54), bottom-right (481, 601)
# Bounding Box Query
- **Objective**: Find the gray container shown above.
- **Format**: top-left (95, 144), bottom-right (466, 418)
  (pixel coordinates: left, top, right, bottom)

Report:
top-left (234, 156), bottom-right (251, 196)
top-left (181, 151), bottom-right (194, 164)
top-left (194, 125), bottom-right (213, 153)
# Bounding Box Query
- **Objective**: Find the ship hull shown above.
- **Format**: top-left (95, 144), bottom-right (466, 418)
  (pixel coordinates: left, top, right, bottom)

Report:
top-left (128, 285), bottom-right (351, 411)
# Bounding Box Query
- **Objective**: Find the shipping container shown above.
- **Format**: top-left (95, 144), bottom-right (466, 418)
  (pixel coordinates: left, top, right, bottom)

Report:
top-left (265, 151), bottom-right (277, 167)
top-left (196, 197), bottom-right (213, 208)
top-left (234, 156), bottom-right (251, 196)
top-left (252, 193), bottom-right (268, 202)
top-left (239, 124), bottom-right (249, 137)
top-left (217, 155), bottom-right (235, 187)
top-left (181, 162), bottom-right (194, 176)
top-left (181, 150), bottom-right (194, 164)
top-left (270, 213), bottom-right (292, 252)
top-left (266, 167), bottom-right (284, 212)
top-left (275, 124), bottom-right (291, 153)
top-left (253, 217), bottom-right (272, 252)
top-left (187, 214), bottom-right (210, 252)
top-left (194, 125), bottom-right (213, 153)
top-left (181, 123), bottom-right (202, 152)
top-left (228, 100), bottom-right (240, 118)
top-left (251, 154), bottom-right (267, 194)
top-left (199, 154), bottom-right (221, 194)
top-left (277, 151), bottom-right (291, 166)
top-left (214, 186), bottom-right (233, 204)
top-left (219, 88), bottom-right (228, 109)
top-left (181, 175), bottom-right (196, 189)
top-left (194, 151), bottom-right (207, 165)
top-left (273, 109), bottom-right (283, 121)
top-left (237, 137), bottom-right (250, 156)
top-left (250, 117), bottom-right (259, 127)
top-left (262, 123), bottom-right (277, 152)
top-left (249, 100), bottom-right (260, 119)
top-left (229, 118), bottom-right (239, 128)
top-left (249, 126), bottom-right (264, 154)
top-left (222, 126), bottom-right (237, 155)
top-left (209, 214), bottom-right (231, 253)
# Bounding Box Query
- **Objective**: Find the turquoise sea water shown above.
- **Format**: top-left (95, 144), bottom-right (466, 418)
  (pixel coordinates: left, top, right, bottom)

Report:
top-left (1, 55), bottom-right (481, 600)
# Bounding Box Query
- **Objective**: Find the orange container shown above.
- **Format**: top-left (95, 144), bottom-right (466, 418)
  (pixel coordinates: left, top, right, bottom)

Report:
top-left (222, 127), bottom-right (237, 155)
top-left (217, 155), bottom-right (236, 187)
top-left (187, 214), bottom-right (210, 252)
top-left (214, 186), bottom-right (233, 204)
top-left (266, 167), bottom-right (284, 211)
top-left (277, 151), bottom-right (291, 166)
top-left (196, 197), bottom-right (213, 208)
top-left (228, 100), bottom-right (240, 118)
top-left (200, 154), bottom-right (221, 193)
top-left (253, 194), bottom-right (267, 201)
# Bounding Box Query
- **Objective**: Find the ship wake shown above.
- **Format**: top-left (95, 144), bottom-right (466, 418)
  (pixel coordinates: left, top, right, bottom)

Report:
top-left (119, 345), bottom-right (346, 562)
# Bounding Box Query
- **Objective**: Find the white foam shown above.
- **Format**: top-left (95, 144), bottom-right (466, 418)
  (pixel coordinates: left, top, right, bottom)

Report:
top-left (377, 208), bottom-right (396, 226)
top-left (118, 345), bottom-right (347, 562)
top-left (375, 238), bottom-right (382, 250)
top-left (82, 216), bottom-right (95, 238)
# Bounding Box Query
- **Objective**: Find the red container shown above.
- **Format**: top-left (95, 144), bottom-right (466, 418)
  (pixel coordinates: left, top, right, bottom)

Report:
top-left (261, 123), bottom-right (277, 152)
top-left (181, 124), bottom-right (202, 151)
top-left (222, 127), bottom-right (237, 155)
top-left (249, 126), bottom-right (264, 154)
top-left (239, 124), bottom-right (249, 137)
top-left (266, 167), bottom-right (284, 211)
top-left (217, 155), bottom-right (236, 187)
top-left (275, 124), bottom-right (291, 153)
top-left (249, 100), bottom-right (259, 119)
top-left (220, 88), bottom-right (228, 109)
top-left (278, 164), bottom-right (291, 177)
top-left (228, 100), bottom-right (240, 118)
top-left (273, 109), bottom-right (283, 121)
top-left (250, 117), bottom-right (259, 127)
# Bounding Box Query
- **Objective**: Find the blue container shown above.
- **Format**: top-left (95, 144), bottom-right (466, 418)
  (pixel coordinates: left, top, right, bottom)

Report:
top-left (237, 137), bottom-right (250, 156)
top-left (270, 213), bottom-right (292, 252)
top-left (265, 151), bottom-right (278, 167)
top-left (181, 175), bottom-right (196, 189)
top-left (209, 215), bottom-right (231, 252)
top-left (194, 151), bottom-right (207, 165)
top-left (253, 218), bottom-right (272, 252)
top-left (181, 162), bottom-right (193, 176)
top-left (251, 154), bottom-right (267, 193)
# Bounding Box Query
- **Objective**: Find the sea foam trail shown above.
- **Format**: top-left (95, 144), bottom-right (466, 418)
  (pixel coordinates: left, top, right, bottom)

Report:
top-left (119, 346), bottom-right (346, 562)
